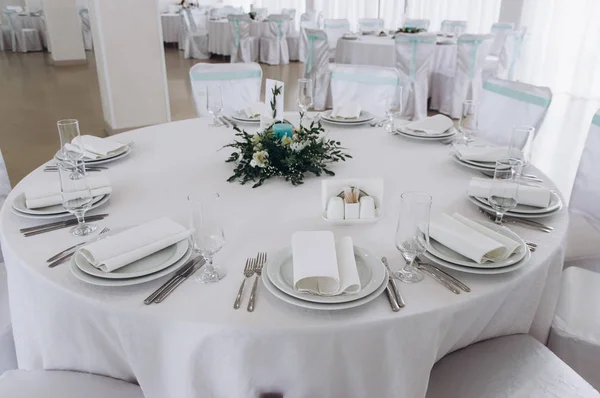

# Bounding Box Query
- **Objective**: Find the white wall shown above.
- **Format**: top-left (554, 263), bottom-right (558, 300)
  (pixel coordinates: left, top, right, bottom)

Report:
top-left (41, 0), bottom-right (86, 62)
top-left (498, 0), bottom-right (523, 25)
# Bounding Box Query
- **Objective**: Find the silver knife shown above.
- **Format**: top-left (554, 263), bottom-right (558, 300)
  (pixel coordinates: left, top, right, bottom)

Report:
top-left (503, 215), bottom-right (553, 231)
top-left (223, 116), bottom-right (238, 129)
top-left (219, 116), bottom-right (230, 127)
top-left (415, 263), bottom-right (460, 294)
top-left (23, 216), bottom-right (108, 237)
top-left (144, 257), bottom-right (199, 304)
top-left (385, 285), bottom-right (401, 312)
top-left (153, 258), bottom-right (205, 303)
top-left (419, 261), bottom-right (470, 293)
top-left (20, 213), bottom-right (108, 233)
top-left (381, 257), bottom-right (405, 308)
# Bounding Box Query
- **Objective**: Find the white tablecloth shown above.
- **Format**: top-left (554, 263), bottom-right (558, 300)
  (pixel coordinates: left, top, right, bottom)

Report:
top-left (160, 13), bottom-right (180, 43)
top-left (207, 19), bottom-right (264, 55)
top-left (335, 36), bottom-right (456, 76)
top-left (13, 15), bottom-right (47, 48)
top-left (1, 115), bottom-right (567, 398)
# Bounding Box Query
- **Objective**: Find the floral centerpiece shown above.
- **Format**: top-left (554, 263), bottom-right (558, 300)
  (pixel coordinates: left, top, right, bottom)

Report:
top-left (223, 86), bottom-right (351, 188)
top-left (394, 27), bottom-right (426, 34)
top-left (248, 11), bottom-right (257, 20)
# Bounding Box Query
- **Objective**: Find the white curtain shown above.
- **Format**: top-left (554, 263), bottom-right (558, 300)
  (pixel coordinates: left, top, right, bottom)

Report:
top-left (313, 0), bottom-right (378, 30)
top-left (406, 0), bottom-right (501, 33)
top-left (516, 0), bottom-right (600, 200)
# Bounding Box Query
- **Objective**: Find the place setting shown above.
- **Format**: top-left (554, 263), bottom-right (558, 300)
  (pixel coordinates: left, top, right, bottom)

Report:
top-left (395, 114), bottom-right (457, 141)
top-left (320, 104), bottom-right (375, 127)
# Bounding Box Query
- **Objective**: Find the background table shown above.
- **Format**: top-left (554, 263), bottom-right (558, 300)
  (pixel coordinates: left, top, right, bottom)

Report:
top-left (208, 19), bottom-right (264, 55)
top-left (13, 15), bottom-right (47, 48)
top-left (1, 115), bottom-right (567, 398)
top-left (160, 13), bottom-right (180, 44)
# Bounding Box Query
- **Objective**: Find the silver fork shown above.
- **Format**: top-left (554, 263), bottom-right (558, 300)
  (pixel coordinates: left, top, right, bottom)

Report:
top-left (234, 258), bottom-right (256, 310)
top-left (247, 252), bottom-right (267, 312)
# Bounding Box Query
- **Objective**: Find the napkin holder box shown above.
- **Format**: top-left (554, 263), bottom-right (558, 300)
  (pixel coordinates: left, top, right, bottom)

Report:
top-left (321, 178), bottom-right (383, 226)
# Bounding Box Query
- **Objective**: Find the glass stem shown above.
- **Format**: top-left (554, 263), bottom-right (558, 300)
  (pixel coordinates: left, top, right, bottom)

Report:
top-left (495, 212), bottom-right (503, 224)
top-left (75, 211), bottom-right (85, 228)
top-left (404, 256), bottom-right (415, 271)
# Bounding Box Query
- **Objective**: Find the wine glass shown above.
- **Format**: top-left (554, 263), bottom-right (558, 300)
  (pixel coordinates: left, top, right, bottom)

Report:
top-left (57, 119), bottom-right (84, 163)
top-left (297, 78), bottom-right (313, 127)
top-left (394, 191), bottom-right (432, 283)
top-left (188, 194), bottom-right (226, 283)
top-left (58, 161), bottom-right (97, 236)
top-left (207, 85), bottom-right (223, 127)
top-left (385, 84), bottom-right (403, 134)
top-left (459, 100), bottom-right (478, 144)
top-left (488, 158), bottom-right (523, 224)
top-left (508, 125), bottom-right (535, 166)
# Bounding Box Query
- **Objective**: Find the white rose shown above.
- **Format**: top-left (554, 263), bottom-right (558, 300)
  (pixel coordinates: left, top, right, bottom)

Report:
top-left (290, 142), bottom-right (307, 152)
top-left (251, 150), bottom-right (269, 168)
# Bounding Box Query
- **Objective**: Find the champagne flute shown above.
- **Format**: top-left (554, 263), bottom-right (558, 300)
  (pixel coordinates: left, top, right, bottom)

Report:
top-left (508, 125), bottom-right (535, 166)
top-left (297, 78), bottom-right (313, 127)
top-left (385, 84), bottom-right (403, 134)
top-left (207, 85), bottom-right (223, 127)
top-left (58, 161), bottom-right (97, 236)
top-left (188, 193), bottom-right (226, 283)
top-left (57, 119), bottom-right (84, 163)
top-left (488, 158), bottom-right (523, 224)
top-left (459, 100), bottom-right (478, 145)
top-left (394, 191), bottom-right (432, 283)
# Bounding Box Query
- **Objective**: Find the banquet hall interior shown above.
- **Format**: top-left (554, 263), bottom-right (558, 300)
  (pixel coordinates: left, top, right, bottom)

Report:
top-left (1, 0), bottom-right (600, 397)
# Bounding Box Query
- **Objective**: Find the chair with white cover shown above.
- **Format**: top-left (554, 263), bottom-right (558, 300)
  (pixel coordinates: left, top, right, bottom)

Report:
top-left (0, 370), bottom-right (144, 398)
top-left (2, 10), bottom-right (42, 53)
top-left (563, 110), bottom-right (600, 269)
top-left (227, 14), bottom-right (259, 63)
top-left (298, 20), bottom-right (318, 63)
top-left (477, 77), bottom-right (552, 146)
top-left (252, 7), bottom-right (268, 20)
top-left (0, 20), bottom-right (11, 51)
top-left (79, 9), bottom-right (93, 51)
top-left (0, 263), bottom-right (17, 375)
top-left (496, 28), bottom-right (526, 81)
top-left (304, 28), bottom-right (332, 110)
top-left (403, 19), bottom-right (430, 31)
top-left (282, 8), bottom-right (297, 33)
top-left (260, 14), bottom-right (291, 65)
top-left (301, 10), bottom-right (318, 24)
top-left (358, 18), bottom-right (384, 33)
top-left (181, 9), bottom-right (208, 59)
top-left (440, 20), bottom-right (467, 36)
top-left (426, 334), bottom-right (600, 398)
top-left (430, 34), bottom-right (493, 119)
top-left (189, 63), bottom-right (262, 117)
top-left (330, 64), bottom-right (400, 118)
top-left (5, 6), bottom-right (22, 13)
top-left (548, 267), bottom-right (600, 391)
top-left (489, 22), bottom-right (514, 57)
top-left (322, 18), bottom-right (350, 58)
top-left (394, 33), bottom-right (436, 120)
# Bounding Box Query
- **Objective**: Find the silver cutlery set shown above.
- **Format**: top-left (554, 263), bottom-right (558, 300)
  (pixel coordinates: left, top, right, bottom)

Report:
top-left (20, 213), bottom-right (108, 237)
top-left (416, 261), bottom-right (471, 295)
top-left (144, 257), bottom-right (205, 304)
top-left (234, 252), bottom-right (267, 312)
top-left (44, 165), bottom-right (107, 173)
top-left (220, 116), bottom-right (238, 129)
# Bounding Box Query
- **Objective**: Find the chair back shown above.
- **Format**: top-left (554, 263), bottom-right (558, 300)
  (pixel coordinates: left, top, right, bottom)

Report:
top-left (330, 64), bottom-right (400, 117)
top-left (299, 20), bottom-right (319, 62)
top-left (571, 110), bottom-right (600, 228)
top-left (182, 9), bottom-right (197, 33)
top-left (358, 18), bottom-right (384, 33)
top-left (490, 22), bottom-right (514, 56)
top-left (478, 77), bottom-right (552, 146)
top-left (456, 34), bottom-right (493, 80)
top-left (403, 19), bottom-right (430, 30)
top-left (303, 28), bottom-right (330, 109)
top-left (497, 29), bottom-right (525, 81)
top-left (323, 18), bottom-right (350, 50)
top-left (189, 63), bottom-right (262, 117)
top-left (440, 20), bottom-right (467, 35)
top-left (265, 14), bottom-right (290, 39)
top-left (227, 14), bottom-right (251, 48)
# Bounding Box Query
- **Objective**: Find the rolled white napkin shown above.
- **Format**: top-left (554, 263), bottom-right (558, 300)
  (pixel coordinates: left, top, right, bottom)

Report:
top-left (406, 114), bottom-right (453, 136)
top-left (454, 145), bottom-right (521, 162)
top-left (25, 175), bottom-right (112, 209)
top-left (72, 135), bottom-right (128, 160)
top-left (331, 103), bottom-right (361, 119)
top-left (292, 231), bottom-right (360, 296)
top-left (429, 213), bottom-right (521, 264)
top-left (75, 218), bottom-right (190, 273)
top-left (467, 177), bottom-right (551, 208)
top-left (243, 102), bottom-right (263, 119)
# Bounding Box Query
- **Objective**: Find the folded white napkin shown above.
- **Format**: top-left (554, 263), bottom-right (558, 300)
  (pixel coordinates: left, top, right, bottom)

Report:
top-left (407, 114), bottom-right (453, 135)
top-left (292, 231), bottom-right (360, 296)
top-left (467, 177), bottom-right (551, 208)
top-left (243, 102), bottom-right (263, 119)
top-left (25, 175), bottom-right (112, 209)
top-left (454, 145), bottom-right (521, 162)
top-left (75, 218), bottom-right (189, 273)
top-left (71, 135), bottom-right (128, 160)
top-left (429, 213), bottom-right (521, 264)
top-left (331, 103), bottom-right (361, 119)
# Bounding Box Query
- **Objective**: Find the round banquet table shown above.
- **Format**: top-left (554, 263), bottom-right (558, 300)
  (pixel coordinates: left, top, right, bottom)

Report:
top-left (160, 13), bottom-right (180, 43)
top-left (13, 14), bottom-right (47, 48)
top-left (208, 20), bottom-right (264, 56)
top-left (1, 114), bottom-right (567, 398)
top-left (335, 36), bottom-right (457, 77)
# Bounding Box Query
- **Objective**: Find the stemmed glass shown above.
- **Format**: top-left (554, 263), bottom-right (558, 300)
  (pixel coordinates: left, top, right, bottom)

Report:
top-left (188, 194), bottom-right (226, 283)
top-left (394, 191), bottom-right (432, 283)
top-left (297, 78), bottom-right (313, 127)
top-left (58, 160), bottom-right (97, 236)
top-left (207, 85), bottom-right (223, 127)
top-left (508, 125), bottom-right (535, 166)
top-left (385, 84), bottom-right (403, 134)
top-left (488, 158), bottom-right (523, 224)
top-left (57, 119), bottom-right (86, 179)
top-left (459, 100), bottom-right (478, 144)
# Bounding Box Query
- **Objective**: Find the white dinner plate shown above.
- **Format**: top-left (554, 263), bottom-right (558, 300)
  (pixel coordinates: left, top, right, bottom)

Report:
top-left (266, 245), bottom-right (387, 304)
top-left (262, 266), bottom-right (388, 310)
top-left (451, 154), bottom-right (504, 172)
top-left (467, 195), bottom-right (562, 219)
top-left (320, 111), bottom-right (375, 126)
top-left (55, 144), bottom-right (131, 164)
top-left (473, 190), bottom-right (562, 215)
top-left (420, 245), bottom-right (531, 275)
top-left (396, 126), bottom-right (456, 140)
top-left (70, 248), bottom-right (194, 287)
top-left (75, 239), bottom-right (190, 279)
top-left (12, 192), bottom-right (107, 216)
top-left (11, 193), bottom-right (111, 219)
top-left (427, 220), bottom-right (527, 268)
top-left (231, 113), bottom-right (261, 123)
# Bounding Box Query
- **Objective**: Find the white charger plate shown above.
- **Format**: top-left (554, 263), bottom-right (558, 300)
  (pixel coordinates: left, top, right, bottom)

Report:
top-left (231, 113), bottom-right (261, 123)
top-left (467, 195), bottom-right (562, 219)
top-left (473, 191), bottom-right (562, 215)
top-left (76, 239), bottom-right (189, 279)
top-left (262, 266), bottom-right (388, 310)
top-left (11, 193), bottom-right (111, 219)
top-left (266, 245), bottom-right (387, 304)
top-left (451, 154), bottom-right (503, 172)
top-left (70, 248), bottom-right (194, 287)
top-left (12, 192), bottom-right (107, 216)
top-left (427, 220), bottom-right (527, 269)
top-left (396, 126), bottom-right (456, 140)
top-left (320, 110), bottom-right (374, 125)
top-left (55, 144), bottom-right (130, 164)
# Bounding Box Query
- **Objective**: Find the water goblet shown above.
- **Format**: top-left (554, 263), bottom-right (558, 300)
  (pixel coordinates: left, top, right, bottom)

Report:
top-left (297, 78), bottom-right (313, 127)
top-left (488, 158), bottom-right (523, 224)
top-left (385, 84), bottom-right (404, 134)
top-left (207, 85), bottom-right (223, 127)
top-left (58, 161), bottom-right (97, 236)
top-left (459, 100), bottom-right (478, 144)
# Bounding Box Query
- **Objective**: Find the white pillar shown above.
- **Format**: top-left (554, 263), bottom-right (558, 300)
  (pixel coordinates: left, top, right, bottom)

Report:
top-left (41, 0), bottom-right (86, 64)
top-left (87, 0), bottom-right (171, 134)
top-left (499, 0), bottom-right (524, 26)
